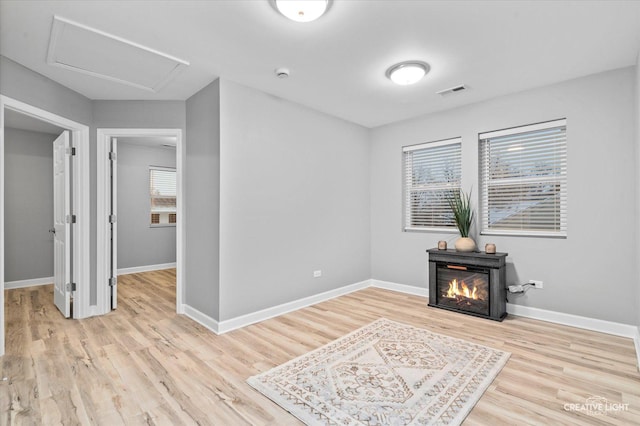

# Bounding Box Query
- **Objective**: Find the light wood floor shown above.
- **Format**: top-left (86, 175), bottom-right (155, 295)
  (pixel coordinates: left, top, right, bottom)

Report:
top-left (2, 269), bottom-right (639, 425)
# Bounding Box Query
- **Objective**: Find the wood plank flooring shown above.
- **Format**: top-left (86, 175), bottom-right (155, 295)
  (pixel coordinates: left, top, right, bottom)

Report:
top-left (2, 269), bottom-right (639, 425)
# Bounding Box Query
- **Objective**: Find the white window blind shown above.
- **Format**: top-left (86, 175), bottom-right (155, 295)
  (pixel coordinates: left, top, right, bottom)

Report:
top-left (149, 166), bottom-right (176, 225)
top-left (403, 138), bottom-right (461, 231)
top-left (479, 119), bottom-right (567, 237)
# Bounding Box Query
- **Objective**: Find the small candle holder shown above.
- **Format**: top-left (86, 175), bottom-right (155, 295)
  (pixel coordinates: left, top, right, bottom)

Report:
top-left (485, 243), bottom-right (496, 254)
top-left (437, 240), bottom-right (447, 250)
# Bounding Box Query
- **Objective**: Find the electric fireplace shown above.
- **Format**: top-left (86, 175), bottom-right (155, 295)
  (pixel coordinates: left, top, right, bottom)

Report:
top-left (427, 249), bottom-right (507, 321)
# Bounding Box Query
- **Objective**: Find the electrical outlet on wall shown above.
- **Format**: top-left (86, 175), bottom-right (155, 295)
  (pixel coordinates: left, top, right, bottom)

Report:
top-left (529, 280), bottom-right (543, 289)
top-left (313, 270), bottom-right (322, 278)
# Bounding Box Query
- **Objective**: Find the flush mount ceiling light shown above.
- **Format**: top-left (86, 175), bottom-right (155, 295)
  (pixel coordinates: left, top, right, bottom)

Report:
top-left (275, 0), bottom-right (329, 22)
top-left (386, 61), bottom-right (430, 86)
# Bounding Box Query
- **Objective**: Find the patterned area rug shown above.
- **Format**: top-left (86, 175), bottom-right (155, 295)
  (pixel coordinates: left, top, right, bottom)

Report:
top-left (248, 318), bottom-right (510, 425)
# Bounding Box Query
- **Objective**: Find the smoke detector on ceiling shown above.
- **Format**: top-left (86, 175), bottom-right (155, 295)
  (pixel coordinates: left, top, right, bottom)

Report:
top-left (436, 84), bottom-right (468, 96)
top-left (275, 67), bottom-right (290, 78)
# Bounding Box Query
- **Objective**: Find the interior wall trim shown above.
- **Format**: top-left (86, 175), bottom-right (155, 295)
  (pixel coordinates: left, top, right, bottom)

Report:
top-left (180, 278), bottom-right (638, 359)
top-left (376, 279), bottom-right (637, 339)
top-left (370, 279), bottom-right (429, 297)
top-left (96, 128), bottom-right (184, 317)
top-left (117, 262), bottom-right (176, 276)
top-left (505, 303), bottom-right (637, 338)
top-left (0, 94), bottom-right (91, 357)
top-left (217, 279), bottom-right (371, 334)
top-left (4, 276), bottom-right (54, 290)
top-left (634, 326), bottom-right (640, 372)
top-left (182, 303), bottom-right (220, 334)
top-left (182, 279), bottom-right (371, 335)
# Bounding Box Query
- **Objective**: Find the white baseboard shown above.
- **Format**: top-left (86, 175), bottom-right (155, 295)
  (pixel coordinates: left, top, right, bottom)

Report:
top-left (176, 303), bottom-right (185, 315)
top-left (182, 280), bottom-right (370, 335)
top-left (216, 279), bottom-right (371, 334)
top-left (182, 304), bottom-right (220, 334)
top-left (371, 279), bottom-right (429, 297)
top-left (4, 276), bottom-right (53, 289)
top-left (117, 262), bottom-right (176, 276)
top-left (181, 275), bottom-right (638, 366)
top-left (634, 327), bottom-right (640, 372)
top-left (369, 279), bottom-right (637, 340)
top-left (506, 303), bottom-right (637, 338)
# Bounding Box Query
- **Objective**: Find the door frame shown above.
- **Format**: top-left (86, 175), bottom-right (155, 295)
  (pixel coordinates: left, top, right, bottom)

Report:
top-left (96, 128), bottom-right (184, 315)
top-left (0, 95), bottom-right (91, 356)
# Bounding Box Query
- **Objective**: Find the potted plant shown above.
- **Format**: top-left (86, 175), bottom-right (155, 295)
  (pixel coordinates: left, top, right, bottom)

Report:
top-left (447, 188), bottom-right (476, 252)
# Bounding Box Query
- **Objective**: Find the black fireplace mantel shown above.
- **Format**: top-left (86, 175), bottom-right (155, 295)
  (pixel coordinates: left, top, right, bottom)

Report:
top-left (426, 249), bottom-right (508, 269)
top-left (427, 248), bottom-right (508, 321)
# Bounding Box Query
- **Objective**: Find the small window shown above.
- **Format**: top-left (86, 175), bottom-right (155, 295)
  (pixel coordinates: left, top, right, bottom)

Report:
top-left (403, 138), bottom-right (462, 231)
top-left (149, 166), bottom-right (176, 226)
top-left (479, 119), bottom-right (567, 237)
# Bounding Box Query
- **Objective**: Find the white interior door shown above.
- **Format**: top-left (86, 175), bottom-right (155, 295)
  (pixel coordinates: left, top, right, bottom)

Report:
top-left (53, 130), bottom-right (71, 318)
top-left (110, 137), bottom-right (118, 309)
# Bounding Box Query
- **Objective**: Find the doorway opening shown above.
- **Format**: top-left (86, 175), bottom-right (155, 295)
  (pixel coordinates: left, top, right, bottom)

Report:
top-left (0, 95), bottom-right (91, 357)
top-left (4, 111), bottom-right (64, 291)
top-left (97, 129), bottom-right (184, 316)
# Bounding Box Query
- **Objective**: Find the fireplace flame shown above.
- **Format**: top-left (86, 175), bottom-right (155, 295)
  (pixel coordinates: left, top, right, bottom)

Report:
top-left (446, 279), bottom-right (479, 300)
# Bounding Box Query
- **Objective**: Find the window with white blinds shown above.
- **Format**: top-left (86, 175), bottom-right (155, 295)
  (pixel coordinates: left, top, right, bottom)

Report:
top-left (403, 138), bottom-right (461, 231)
top-left (149, 166), bottom-right (176, 226)
top-left (479, 119), bottom-right (567, 237)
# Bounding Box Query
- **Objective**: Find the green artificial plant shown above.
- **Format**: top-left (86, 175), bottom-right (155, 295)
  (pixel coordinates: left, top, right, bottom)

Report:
top-left (447, 188), bottom-right (474, 238)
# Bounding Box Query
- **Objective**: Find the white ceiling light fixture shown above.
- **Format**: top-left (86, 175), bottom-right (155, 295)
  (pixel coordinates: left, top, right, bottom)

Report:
top-left (275, 0), bottom-right (329, 23)
top-left (386, 61), bottom-right (430, 86)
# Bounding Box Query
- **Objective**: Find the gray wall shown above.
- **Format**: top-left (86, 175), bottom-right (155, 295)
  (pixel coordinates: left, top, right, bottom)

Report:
top-left (185, 79), bottom-right (220, 319)
top-left (1, 55), bottom-right (94, 296)
top-left (0, 56), bottom-right (93, 126)
top-left (371, 67), bottom-right (637, 325)
top-left (218, 79), bottom-right (371, 321)
top-left (117, 142), bottom-right (176, 269)
top-left (92, 100), bottom-right (187, 130)
top-left (0, 56), bottom-right (188, 306)
top-left (3, 53), bottom-right (639, 328)
top-left (4, 128), bottom-right (57, 281)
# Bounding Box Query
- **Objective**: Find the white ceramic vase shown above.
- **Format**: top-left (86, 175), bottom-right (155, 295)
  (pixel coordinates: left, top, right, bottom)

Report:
top-left (455, 237), bottom-right (476, 252)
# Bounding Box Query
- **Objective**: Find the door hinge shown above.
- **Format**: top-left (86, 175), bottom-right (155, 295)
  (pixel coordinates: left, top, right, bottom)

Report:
top-left (109, 214), bottom-right (117, 223)
top-left (67, 147), bottom-right (76, 156)
top-left (66, 282), bottom-right (77, 292)
top-left (66, 214), bottom-right (77, 224)
top-left (109, 151), bottom-right (117, 161)
top-left (109, 277), bottom-right (117, 287)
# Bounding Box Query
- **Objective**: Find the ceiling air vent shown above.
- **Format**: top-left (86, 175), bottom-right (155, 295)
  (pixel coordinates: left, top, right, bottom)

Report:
top-left (47, 16), bottom-right (189, 93)
top-left (436, 84), bottom-right (467, 96)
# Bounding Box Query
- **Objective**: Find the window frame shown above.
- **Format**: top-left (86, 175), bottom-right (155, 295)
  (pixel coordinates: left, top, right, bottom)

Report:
top-left (402, 137), bottom-right (462, 233)
top-left (478, 119), bottom-right (567, 238)
top-left (149, 165), bottom-right (177, 228)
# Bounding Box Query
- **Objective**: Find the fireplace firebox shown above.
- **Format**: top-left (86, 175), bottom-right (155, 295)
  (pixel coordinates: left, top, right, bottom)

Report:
top-left (427, 249), bottom-right (507, 321)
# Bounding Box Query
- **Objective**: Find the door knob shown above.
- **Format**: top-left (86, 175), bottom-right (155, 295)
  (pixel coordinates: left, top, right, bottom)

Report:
top-left (49, 228), bottom-right (56, 235)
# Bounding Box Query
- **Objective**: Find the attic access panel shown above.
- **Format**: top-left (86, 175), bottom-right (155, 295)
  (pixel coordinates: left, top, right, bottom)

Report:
top-left (47, 16), bottom-right (189, 93)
